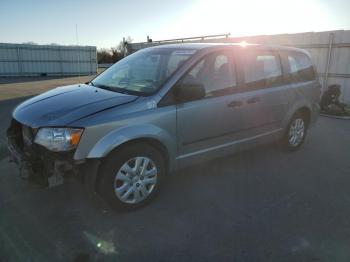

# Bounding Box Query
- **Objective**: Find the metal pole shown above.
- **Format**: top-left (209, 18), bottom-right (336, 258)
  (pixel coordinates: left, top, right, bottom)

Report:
top-left (89, 47), bottom-right (92, 75)
top-left (16, 47), bottom-right (22, 76)
top-left (323, 32), bottom-right (334, 92)
top-left (95, 47), bottom-right (98, 74)
top-left (58, 47), bottom-right (63, 75)
top-left (76, 24), bottom-right (81, 80)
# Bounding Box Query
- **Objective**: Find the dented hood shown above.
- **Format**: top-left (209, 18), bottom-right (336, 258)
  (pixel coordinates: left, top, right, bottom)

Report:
top-left (13, 84), bottom-right (138, 127)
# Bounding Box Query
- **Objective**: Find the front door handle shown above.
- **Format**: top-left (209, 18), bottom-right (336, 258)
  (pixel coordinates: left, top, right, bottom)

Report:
top-left (247, 97), bottom-right (260, 104)
top-left (227, 100), bottom-right (243, 108)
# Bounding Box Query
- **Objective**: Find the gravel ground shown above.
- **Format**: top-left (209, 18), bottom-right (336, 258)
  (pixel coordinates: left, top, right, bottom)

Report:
top-left (0, 75), bottom-right (95, 101)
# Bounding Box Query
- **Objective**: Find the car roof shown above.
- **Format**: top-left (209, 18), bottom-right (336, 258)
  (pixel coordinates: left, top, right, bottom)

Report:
top-left (149, 42), bottom-right (308, 54)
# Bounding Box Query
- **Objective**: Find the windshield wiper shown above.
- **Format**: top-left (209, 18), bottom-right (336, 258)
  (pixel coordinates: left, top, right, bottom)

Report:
top-left (86, 81), bottom-right (96, 86)
top-left (94, 84), bottom-right (142, 96)
top-left (94, 84), bottom-right (115, 92)
top-left (113, 87), bottom-right (143, 96)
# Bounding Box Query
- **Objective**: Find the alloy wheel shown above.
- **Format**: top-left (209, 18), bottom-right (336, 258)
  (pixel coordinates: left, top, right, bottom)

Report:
top-left (288, 118), bottom-right (305, 147)
top-left (114, 157), bottom-right (158, 204)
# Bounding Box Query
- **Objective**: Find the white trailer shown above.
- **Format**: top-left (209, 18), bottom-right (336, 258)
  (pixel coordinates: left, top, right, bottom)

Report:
top-left (0, 43), bottom-right (97, 77)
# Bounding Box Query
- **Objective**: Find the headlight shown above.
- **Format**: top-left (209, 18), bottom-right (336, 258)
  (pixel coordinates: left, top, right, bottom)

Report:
top-left (34, 128), bottom-right (83, 152)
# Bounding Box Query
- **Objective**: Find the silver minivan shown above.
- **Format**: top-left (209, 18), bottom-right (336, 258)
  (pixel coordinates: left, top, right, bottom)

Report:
top-left (7, 43), bottom-right (320, 209)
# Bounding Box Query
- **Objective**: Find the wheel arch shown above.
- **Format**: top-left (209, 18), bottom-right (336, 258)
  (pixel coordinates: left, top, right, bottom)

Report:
top-left (85, 124), bottom-right (176, 168)
top-left (295, 107), bottom-right (311, 126)
top-left (282, 102), bottom-right (312, 130)
top-left (86, 126), bottom-right (174, 194)
top-left (104, 137), bottom-right (171, 172)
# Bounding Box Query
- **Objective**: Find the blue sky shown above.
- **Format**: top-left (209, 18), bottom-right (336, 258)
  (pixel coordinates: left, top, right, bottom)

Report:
top-left (1, 0), bottom-right (349, 48)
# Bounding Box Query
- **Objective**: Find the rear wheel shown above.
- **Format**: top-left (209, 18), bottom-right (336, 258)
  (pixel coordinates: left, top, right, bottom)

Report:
top-left (97, 143), bottom-right (165, 210)
top-left (282, 113), bottom-right (308, 151)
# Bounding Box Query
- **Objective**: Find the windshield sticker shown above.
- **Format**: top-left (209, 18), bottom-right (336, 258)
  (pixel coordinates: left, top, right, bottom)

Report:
top-left (147, 101), bottom-right (157, 109)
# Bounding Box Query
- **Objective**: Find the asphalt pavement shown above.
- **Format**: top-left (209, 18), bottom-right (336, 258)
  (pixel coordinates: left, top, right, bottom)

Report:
top-left (1, 97), bottom-right (350, 261)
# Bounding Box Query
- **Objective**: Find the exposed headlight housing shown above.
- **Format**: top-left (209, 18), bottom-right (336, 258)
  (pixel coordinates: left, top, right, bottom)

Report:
top-left (34, 128), bottom-right (83, 152)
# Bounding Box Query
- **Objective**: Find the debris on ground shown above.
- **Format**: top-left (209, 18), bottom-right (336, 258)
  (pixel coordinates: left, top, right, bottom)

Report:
top-left (320, 84), bottom-right (350, 116)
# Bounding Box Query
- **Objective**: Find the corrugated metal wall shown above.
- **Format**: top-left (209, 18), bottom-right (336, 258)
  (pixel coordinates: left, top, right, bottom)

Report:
top-left (130, 30), bottom-right (350, 103)
top-left (0, 43), bottom-right (97, 76)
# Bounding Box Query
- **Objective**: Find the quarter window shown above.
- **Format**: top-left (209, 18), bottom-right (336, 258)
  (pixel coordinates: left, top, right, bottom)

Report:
top-left (182, 52), bottom-right (236, 98)
top-left (285, 52), bottom-right (315, 82)
top-left (241, 51), bottom-right (283, 89)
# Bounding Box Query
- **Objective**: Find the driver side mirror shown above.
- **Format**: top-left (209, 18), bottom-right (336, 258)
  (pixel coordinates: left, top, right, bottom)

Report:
top-left (174, 83), bottom-right (205, 103)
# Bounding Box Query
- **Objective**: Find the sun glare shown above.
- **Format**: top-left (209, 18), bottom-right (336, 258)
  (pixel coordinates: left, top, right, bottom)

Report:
top-left (239, 41), bottom-right (248, 47)
top-left (165, 0), bottom-right (333, 40)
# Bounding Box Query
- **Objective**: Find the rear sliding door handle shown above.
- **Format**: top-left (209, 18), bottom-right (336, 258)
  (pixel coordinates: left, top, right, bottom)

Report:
top-left (227, 100), bottom-right (243, 108)
top-left (247, 97), bottom-right (261, 104)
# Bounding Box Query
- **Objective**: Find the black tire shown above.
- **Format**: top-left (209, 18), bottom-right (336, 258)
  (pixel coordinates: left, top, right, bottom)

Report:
top-left (281, 112), bottom-right (308, 151)
top-left (97, 143), bottom-right (165, 211)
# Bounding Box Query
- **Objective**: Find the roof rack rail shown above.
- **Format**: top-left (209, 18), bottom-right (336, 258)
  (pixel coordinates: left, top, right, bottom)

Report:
top-left (139, 33), bottom-right (231, 44)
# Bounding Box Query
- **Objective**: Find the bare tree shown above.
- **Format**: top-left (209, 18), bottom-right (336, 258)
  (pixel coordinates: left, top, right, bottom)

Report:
top-left (97, 37), bottom-right (133, 64)
top-left (22, 41), bottom-right (38, 45)
top-left (97, 48), bottom-right (113, 63)
top-left (117, 36), bottom-right (133, 57)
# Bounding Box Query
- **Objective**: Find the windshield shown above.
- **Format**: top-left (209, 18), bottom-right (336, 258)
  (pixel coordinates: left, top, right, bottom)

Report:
top-left (92, 48), bottom-right (196, 95)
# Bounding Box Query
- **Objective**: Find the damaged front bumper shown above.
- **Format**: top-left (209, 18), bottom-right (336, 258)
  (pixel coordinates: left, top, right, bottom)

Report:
top-left (7, 119), bottom-right (100, 191)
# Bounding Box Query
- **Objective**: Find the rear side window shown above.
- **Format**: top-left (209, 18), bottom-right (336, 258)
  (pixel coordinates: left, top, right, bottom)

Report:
top-left (240, 50), bottom-right (283, 89)
top-left (283, 51), bottom-right (316, 83)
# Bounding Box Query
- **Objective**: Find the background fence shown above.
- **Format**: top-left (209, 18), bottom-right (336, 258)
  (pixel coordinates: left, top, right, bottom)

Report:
top-left (0, 43), bottom-right (97, 76)
top-left (130, 30), bottom-right (350, 103)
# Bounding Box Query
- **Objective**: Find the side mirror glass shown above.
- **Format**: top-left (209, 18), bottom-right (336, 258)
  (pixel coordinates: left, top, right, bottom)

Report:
top-left (175, 83), bottom-right (205, 102)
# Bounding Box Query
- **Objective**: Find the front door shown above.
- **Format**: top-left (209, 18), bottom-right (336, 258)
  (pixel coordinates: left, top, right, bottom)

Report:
top-left (176, 51), bottom-right (241, 156)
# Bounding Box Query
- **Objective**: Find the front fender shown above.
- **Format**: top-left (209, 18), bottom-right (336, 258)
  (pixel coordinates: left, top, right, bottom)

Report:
top-left (86, 124), bottom-right (177, 161)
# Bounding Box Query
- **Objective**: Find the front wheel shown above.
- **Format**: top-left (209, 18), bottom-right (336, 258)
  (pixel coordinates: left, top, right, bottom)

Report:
top-left (97, 143), bottom-right (165, 210)
top-left (281, 113), bottom-right (308, 151)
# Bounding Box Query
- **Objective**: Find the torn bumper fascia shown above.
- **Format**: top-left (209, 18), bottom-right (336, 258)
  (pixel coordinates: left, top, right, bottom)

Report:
top-left (7, 133), bottom-right (101, 192)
